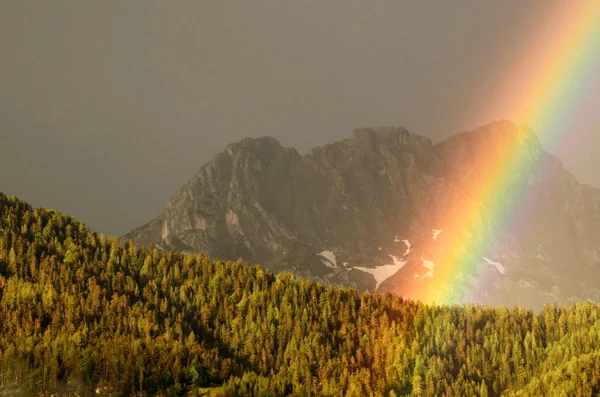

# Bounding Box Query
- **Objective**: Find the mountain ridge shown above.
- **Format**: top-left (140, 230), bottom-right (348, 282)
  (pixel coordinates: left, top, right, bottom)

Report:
top-left (125, 120), bottom-right (600, 309)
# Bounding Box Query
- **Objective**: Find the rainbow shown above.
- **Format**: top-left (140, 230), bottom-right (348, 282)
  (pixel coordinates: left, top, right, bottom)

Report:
top-left (509, 1), bottom-right (600, 146)
top-left (421, 2), bottom-right (600, 304)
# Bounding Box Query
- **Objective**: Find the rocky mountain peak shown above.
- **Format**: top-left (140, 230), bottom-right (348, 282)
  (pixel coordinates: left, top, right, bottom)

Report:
top-left (437, 120), bottom-right (543, 159)
top-left (126, 121), bottom-right (600, 309)
top-left (351, 126), bottom-right (433, 148)
top-left (223, 136), bottom-right (300, 165)
top-left (225, 136), bottom-right (284, 155)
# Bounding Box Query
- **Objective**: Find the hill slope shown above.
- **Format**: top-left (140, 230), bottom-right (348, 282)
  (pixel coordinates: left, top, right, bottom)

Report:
top-left (2, 194), bottom-right (600, 396)
top-left (126, 121), bottom-right (600, 309)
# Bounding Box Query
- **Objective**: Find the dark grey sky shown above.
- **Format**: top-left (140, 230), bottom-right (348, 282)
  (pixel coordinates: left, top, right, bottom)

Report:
top-left (2, 1), bottom-right (599, 236)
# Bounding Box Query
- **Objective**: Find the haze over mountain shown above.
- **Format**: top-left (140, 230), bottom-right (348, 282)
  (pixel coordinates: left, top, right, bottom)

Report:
top-left (126, 121), bottom-right (600, 310)
top-left (3, 2), bottom-right (600, 237)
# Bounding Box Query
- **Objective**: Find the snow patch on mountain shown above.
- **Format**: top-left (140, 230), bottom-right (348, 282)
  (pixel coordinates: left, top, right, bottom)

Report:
top-left (401, 240), bottom-right (412, 256)
top-left (422, 259), bottom-right (435, 278)
top-left (389, 254), bottom-right (405, 267)
top-left (483, 257), bottom-right (505, 274)
top-left (422, 259), bottom-right (435, 271)
top-left (355, 257), bottom-right (407, 289)
top-left (433, 229), bottom-right (442, 241)
top-left (317, 251), bottom-right (338, 269)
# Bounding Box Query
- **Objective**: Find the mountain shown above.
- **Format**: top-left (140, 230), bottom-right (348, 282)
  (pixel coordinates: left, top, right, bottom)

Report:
top-left (2, 193), bottom-right (600, 396)
top-left (125, 121), bottom-right (600, 309)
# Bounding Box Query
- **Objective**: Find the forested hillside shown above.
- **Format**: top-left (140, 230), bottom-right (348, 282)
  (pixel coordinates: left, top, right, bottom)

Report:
top-left (1, 192), bottom-right (600, 396)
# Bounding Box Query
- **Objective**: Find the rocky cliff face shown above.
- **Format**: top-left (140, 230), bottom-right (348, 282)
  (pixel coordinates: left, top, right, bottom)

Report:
top-left (125, 121), bottom-right (600, 309)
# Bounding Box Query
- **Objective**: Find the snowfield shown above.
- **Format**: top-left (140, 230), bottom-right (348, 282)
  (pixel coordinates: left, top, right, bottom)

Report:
top-left (401, 240), bottom-right (412, 256)
top-left (422, 259), bottom-right (435, 278)
top-left (389, 254), bottom-right (404, 267)
top-left (354, 256), bottom-right (407, 289)
top-left (317, 251), bottom-right (338, 269)
top-left (483, 257), bottom-right (505, 274)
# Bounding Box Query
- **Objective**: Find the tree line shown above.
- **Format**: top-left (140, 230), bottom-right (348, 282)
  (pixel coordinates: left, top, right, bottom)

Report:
top-left (0, 193), bottom-right (599, 396)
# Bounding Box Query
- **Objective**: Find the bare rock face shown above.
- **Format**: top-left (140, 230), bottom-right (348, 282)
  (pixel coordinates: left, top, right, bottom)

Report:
top-left (125, 121), bottom-right (600, 309)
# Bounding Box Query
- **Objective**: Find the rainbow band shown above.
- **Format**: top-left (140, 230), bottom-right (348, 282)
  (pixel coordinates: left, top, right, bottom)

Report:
top-left (423, 2), bottom-right (600, 304)
top-left (515, 1), bottom-right (600, 143)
